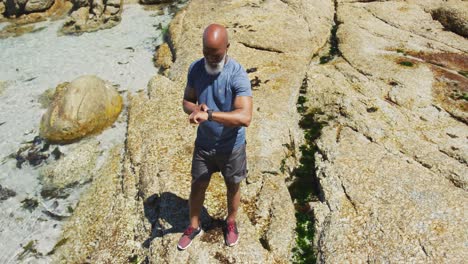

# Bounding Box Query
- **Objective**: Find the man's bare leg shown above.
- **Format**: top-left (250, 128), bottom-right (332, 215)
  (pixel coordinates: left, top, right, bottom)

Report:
top-left (189, 179), bottom-right (210, 229)
top-left (226, 181), bottom-right (241, 222)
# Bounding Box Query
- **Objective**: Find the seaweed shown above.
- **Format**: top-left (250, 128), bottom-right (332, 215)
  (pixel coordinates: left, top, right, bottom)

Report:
top-left (21, 198), bottom-right (39, 212)
top-left (297, 75), bottom-right (309, 114)
top-left (0, 184), bottom-right (16, 201)
top-left (398, 61), bottom-right (414, 67)
top-left (246, 67), bottom-right (257, 73)
top-left (17, 240), bottom-right (42, 260)
top-left (46, 237), bottom-right (68, 256)
top-left (366, 106), bottom-right (378, 113)
top-left (396, 48), bottom-right (407, 55)
top-left (291, 212), bottom-right (315, 264)
top-left (290, 106), bottom-right (328, 263)
top-left (14, 136), bottom-right (50, 168)
top-left (319, 21), bottom-right (341, 64)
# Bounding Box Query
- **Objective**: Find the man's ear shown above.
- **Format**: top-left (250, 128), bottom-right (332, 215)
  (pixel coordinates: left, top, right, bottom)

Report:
top-left (227, 42), bottom-right (231, 50)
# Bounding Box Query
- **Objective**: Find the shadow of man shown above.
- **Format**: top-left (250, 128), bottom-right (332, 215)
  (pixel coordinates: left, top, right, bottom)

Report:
top-left (143, 191), bottom-right (220, 248)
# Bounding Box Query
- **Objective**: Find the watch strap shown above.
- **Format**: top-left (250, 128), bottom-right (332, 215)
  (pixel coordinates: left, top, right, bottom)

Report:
top-left (207, 109), bottom-right (213, 121)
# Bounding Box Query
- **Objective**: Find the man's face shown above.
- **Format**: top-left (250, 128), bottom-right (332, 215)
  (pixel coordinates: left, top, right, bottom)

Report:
top-left (203, 46), bottom-right (226, 67)
top-left (203, 45), bottom-right (227, 75)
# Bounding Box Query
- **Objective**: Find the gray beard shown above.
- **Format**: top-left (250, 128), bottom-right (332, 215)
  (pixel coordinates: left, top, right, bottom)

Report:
top-left (204, 55), bottom-right (226, 75)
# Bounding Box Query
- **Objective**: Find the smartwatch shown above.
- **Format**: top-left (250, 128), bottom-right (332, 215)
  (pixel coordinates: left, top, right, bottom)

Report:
top-left (207, 109), bottom-right (214, 121)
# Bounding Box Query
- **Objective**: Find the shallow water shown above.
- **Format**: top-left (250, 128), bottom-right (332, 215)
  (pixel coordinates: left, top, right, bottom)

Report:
top-left (0, 4), bottom-right (174, 263)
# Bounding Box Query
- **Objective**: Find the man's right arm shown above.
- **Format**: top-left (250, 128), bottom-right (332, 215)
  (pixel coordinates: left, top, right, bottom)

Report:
top-left (182, 85), bottom-right (198, 115)
top-left (183, 85), bottom-right (210, 124)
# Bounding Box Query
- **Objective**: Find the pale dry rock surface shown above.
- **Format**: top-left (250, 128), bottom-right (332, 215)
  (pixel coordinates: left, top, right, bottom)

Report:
top-left (307, 0), bottom-right (468, 262)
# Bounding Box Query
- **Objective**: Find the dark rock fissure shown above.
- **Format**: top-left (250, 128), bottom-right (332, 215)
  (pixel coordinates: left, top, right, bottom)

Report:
top-left (418, 239), bottom-right (429, 257)
top-left (246, 175), bottom-right (265, 226)
top-left (321, 1), bottom-right (372, 77)
top-left (438, 148), bottom-right (467, 166)
top-left (319, 0), bottom-right (341, 64)
top-left (289, 75), bottom-right (330, 263)
top-left (289, 2), bottom-right (347, 262)
top-left (340, 182), bottom-right (358, 212)
top-left (238, 41), bottom-right (284, 54)
top-left (446, 110), bottom-right (468, 125)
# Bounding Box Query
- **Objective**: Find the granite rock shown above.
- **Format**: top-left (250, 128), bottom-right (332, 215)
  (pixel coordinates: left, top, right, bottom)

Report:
top-left (305, 0), bottom-right (468, 262)
top-left (40, 75), bottom-right (123, 143)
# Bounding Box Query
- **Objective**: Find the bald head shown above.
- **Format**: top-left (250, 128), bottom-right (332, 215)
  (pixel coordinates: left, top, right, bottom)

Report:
top-left (203, 24), bottom-right (229, 48)
top-left (203, 24), bottom-right (230, 67)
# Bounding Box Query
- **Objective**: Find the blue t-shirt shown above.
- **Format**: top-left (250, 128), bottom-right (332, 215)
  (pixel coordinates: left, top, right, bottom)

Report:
top-left (187, 57), bottom-right (252, 152)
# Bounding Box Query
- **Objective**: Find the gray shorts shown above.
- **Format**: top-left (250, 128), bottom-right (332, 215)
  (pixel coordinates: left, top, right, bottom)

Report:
top-left (191, 144), bottom-right (248, 184)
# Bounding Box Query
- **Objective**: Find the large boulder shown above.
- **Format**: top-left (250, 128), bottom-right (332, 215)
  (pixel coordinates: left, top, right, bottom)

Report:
top-left (40, 75), bottom-right (123, 143)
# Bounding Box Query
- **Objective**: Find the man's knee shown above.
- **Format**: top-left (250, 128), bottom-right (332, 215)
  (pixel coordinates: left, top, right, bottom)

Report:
top-left (225, 181), bottom-right (240, 193)
top-left (191, 178), bottom-right (210, 193)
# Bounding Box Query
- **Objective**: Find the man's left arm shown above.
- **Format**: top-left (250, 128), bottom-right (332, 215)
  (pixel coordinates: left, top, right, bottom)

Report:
top-left (191, 65), bottom-right (252, 126)
top-left (190, 96), bottom-right (252, 127)
top-left (211, 96), bottom-right (252, 127)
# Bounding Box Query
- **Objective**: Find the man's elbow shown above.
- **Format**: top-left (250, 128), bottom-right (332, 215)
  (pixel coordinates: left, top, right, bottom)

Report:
top-left (182, 100), bottom-right (191, 115)
top-left (241, 115), bottom-right (252, 127)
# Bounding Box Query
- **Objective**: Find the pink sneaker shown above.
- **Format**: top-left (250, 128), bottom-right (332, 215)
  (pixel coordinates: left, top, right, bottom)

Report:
top-left (177, 225), bottom-right (203, 250)
top-left (224, 220), bottom-right (239, 247)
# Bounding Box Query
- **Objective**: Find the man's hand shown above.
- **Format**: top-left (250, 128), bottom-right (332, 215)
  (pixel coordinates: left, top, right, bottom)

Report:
top-left (189, 104), bottom-right (209, 124)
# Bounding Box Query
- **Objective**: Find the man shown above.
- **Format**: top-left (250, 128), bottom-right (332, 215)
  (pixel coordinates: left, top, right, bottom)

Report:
top-left (177, 24), bottom-right (253, 250)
